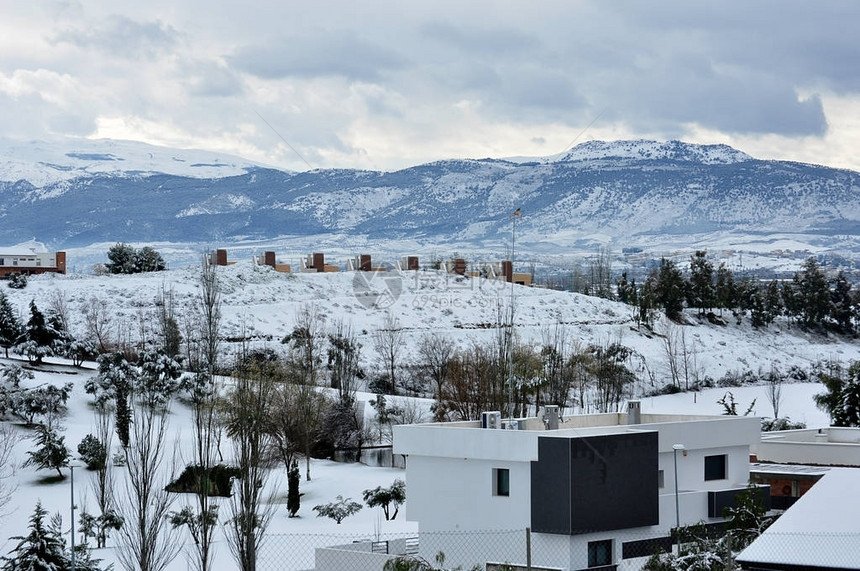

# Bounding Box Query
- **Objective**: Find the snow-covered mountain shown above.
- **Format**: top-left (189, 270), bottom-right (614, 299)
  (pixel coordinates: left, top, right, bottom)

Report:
top-left (1, 138), bottom-right (858, 260)
top-left (0, 138), bottom-right (268, 188)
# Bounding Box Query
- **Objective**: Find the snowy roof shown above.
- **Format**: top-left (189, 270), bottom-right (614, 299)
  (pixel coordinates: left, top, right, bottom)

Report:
top-left (737, 468), bottom-right (860, 569)
top-left (0, 240), bottom-right (49, 255)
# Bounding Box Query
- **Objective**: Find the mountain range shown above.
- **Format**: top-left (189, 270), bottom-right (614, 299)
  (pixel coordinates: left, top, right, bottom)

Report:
top-left (1, 138), bottom-right (858, 260)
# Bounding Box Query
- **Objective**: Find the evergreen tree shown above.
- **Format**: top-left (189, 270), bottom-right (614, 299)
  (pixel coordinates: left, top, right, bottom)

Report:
top-left (615, 272), bottom-right (637, 305)
top-left (654, 258), bottom-right (685, 321)
top-left (24, 301), bottom-right (60, 357)
top-left (830, 271), bottom-right (854, 333)
top-left (287, 459), bottom-right (300, 517)
top-left (0, 292), bottom-right (22, 358)
top-left (715, 262), bottom-right (736, 317)
top-left (0, 502), bottom-right (69, 571)
top-left (24, 423), bottom-right (71, 478)
top-left (814, 361), bottom-right (860, 427)
top-left (115, 384), bottom-right (131, 449)
top-left (795, 257), bottom-right (830, 328)
top-left (687, 250), bottom-right (715, 316)
top-left (134, 246), bottom-right (166, 273)
top-left (764, 280), bottom-right (783, 325)
top-left (105, 243), bottom-right (137, 274)
top-left (637, 277), bottom-right (656, 329)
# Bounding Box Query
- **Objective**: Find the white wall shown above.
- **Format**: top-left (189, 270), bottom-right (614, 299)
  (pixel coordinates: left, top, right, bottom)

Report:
top-left (405, 454), bottom-right (532, 531)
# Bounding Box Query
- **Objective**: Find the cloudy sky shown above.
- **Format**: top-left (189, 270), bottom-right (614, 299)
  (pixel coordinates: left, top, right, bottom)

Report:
top-left (2, 1), bottom-right (859, 172)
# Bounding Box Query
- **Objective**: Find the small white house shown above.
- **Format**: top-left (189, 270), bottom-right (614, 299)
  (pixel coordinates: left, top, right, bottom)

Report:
top-left (391, 405), bottom-right (762, 571)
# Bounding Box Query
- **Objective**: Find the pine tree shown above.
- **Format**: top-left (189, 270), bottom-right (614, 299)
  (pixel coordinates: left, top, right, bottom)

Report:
top-left (23, 423), bottom-right (71, 478)
top-left (654, 258), bottom-right (685, 321)
top-left (0, 292), bottom-right (22, 358)
top-left (795, 257), bottom-right (830, 328)
top-left (287, 459), bottom-right (300, 517)
top-left (814, 361), bottom-right (860, 427)
top-left (688, 251), bottom-right (715, 317)
top-left (830, 271), bottom-right (854, 333)
top-left (105, 243), bottom-right (137, 274)
top-left (0, 502), bottom-right (69, 571)
top-left (715, 262), bottom-right (736, 317)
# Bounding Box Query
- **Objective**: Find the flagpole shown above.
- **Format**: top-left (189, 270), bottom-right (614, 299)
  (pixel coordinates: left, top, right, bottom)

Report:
top-left (508, 208), bottom-right (521, 421)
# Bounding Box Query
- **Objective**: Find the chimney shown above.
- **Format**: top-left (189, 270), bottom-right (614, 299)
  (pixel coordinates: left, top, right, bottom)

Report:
top-left (627, 400), bottom-right (641, 425)
top-left (264, 251), bottom-right (276, 268)
top-left (501, 260), bottom-right (513, 283)
top-left (543, 405), bottom-right (559, 430)
top-left (313, 252), bottom-right (325, 273)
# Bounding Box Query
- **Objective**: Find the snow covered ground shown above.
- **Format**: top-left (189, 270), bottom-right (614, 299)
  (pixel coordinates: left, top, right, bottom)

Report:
top-left (0, 262), bottom-right (857, 569)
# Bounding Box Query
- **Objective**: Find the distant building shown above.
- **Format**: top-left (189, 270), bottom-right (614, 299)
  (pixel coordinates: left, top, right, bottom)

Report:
top-left (0, 244), bottom-right (66, 277)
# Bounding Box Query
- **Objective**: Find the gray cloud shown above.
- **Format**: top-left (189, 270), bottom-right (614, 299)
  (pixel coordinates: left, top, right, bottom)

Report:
top-left (3, 0), bottom-right (860, 171)
top-left (52, 15), bottom-right (180, 59)
top-left (229, 32), bottom-right (406, 81)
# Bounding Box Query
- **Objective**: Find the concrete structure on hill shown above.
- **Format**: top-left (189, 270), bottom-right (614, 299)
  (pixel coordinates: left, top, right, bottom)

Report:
top-left (0, 245), bottom-right (66, 277)
top-left (255, 251), bottom-right (290, 273)
top-left (374, 405), bottom-right (763, 571)
top-left (301, 252), bottom-right (339, 272)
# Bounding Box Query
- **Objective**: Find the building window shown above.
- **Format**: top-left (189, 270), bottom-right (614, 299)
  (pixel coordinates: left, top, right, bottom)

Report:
top-left (493, 468), bottom-right (510, 497)
top-left (658, 469), bottom-right (664, 488)
top-left (704, 454), bottom-right (727, 481)
top-left (588, 539), bottom-right (613, 567)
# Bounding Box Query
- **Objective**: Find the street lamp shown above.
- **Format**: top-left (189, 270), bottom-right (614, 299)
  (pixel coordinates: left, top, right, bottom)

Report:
top-left (70, 463), bottom-right (80, 570)
top-left (672, 444), bottom-right (685, 532)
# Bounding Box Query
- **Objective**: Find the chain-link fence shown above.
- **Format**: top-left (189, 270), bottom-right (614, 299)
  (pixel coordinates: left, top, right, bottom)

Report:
top-left (257, 528), bottom-right (702, 571)
top-left (258, 528), bottom-right (860, 571)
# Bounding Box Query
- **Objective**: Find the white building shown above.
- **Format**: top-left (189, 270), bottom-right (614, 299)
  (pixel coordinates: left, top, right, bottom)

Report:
top-left (390, 405), bottom-right (762, 570)
top-left (0, 242), bottom-right (66, 276)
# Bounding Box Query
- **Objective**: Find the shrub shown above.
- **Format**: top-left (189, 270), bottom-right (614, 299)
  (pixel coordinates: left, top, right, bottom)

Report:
top-left (77, 434), bottom-right (107, 470)
top-left (7, 273), bottom-right (27, 289)
top-left (165, 464), bottom-right (240, 497)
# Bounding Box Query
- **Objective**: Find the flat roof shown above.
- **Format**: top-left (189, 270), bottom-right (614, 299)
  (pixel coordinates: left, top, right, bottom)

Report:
top-left (750, 462), bottom-right (832, 477)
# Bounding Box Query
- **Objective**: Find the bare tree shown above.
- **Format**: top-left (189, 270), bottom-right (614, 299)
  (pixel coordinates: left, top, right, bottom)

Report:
top-left (115, 397), bottom-right (181, 571)
top-left (766, 367), bottom-right (784, 419)
top-left (156, 286), bottom-right (182, 359)
top-left (223, 363), bottom-right (278, 571)
top-left (174, 261), bottom-right (224, 571)
top-left (661, 321), bottom-right (682, 389)
top-left (418, 332), bottom-right (455, 421)
top-left (327, 319), bottom-right (362, 404)
top-left (284, 305), bottom-right (327, 480)
top-left (540, 320), bottom-right (571, 409)
top-left (373, 312), bottom-right (405, 395)
top-left (199, 259), bottom-right (222, 377)
top-left (0, 423), bottom-right (20, 520)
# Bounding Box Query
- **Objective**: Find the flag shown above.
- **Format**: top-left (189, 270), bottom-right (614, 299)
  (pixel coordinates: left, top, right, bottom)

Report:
top-left (511, 208), bottom-right (522, 219)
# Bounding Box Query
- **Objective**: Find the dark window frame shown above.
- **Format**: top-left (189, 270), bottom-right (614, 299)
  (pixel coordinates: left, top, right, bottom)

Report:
top-left (704, 454), bottom-right (728, 481)
top-left (588, 538), bottom-right (613, 567)
top-left (493, 467), bottom-right (510, 497)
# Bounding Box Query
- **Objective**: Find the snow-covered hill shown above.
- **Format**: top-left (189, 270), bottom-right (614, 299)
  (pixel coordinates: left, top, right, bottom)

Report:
top-left (13, 262), bottom-right (860, 387)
